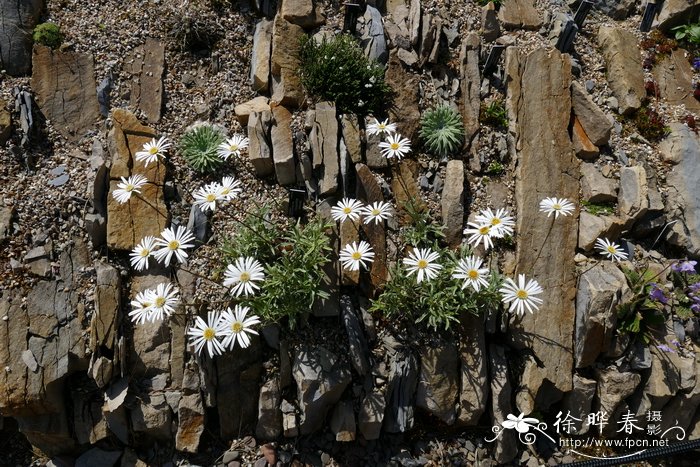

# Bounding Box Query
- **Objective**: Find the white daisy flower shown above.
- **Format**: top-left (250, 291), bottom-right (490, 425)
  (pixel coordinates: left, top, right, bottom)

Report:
top-left (219, 176), bottom-right (242, 201)
top-left (500, 274), bottom-right (544, 316)
top-left (129, 289), bottom-right (155, 325)
top-left (130, 235), bottom-right (157, 271)
top-left (187, 311), bottom-right (226, 357)
top-left (452, 256), bottom-right (490, 292)
top-left (149, 282), bottom-right (179, 322)
top-left (539, 197), bottom-right (575, 218)
top-left (193, 182), bottom-right (224, 212)
top-left (112, 174), bottom-right (148, 204)
top-left (464, 222), bottom-right (495, 250)
top-left (339, 241), bottom-right (375, 271)
top-left (475, 208), bottom-right (515, 238)
top-left (331, 198), bottom-right (364, 223)
top-left (403, 247), bottom-right (442, 283)
top-left (223, 257), bottom-right (265, 297)
top-left (595, 237), bottom-right (628, 262)
top-left (134, 136), bottom-right (171, 166)
top-left (361, 201), bottom-right (392, 225)
top-left (153, 226), bottom-right (196, 266)
top-left (366, 118), bottom-right (397, 136)
top-left (218, 305), bottom-right (261, 350)
top-left (378, 133), bottom-right (412, 160)
top-left (217, 135), bottom-right (249, 160)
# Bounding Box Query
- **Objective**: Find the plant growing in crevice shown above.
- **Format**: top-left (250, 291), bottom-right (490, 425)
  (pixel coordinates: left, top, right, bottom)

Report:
top-left (480, 100), bottom-right (508, 128)
top-left (616, 267), bottom-right (666, 343)
top-left (298, 34), bottom-right (390, 116)
top-left (399, 196), bottom-right (444, 248)
top-left (219, 206), bottom-right (282, 266)
top-left (419, 105), bottom-right (465, 158)
top-left (179, 123), bottom-right (226, 173)
top-left (672, 21), bottom-right (700, 45)
top-left (33, 23), bottom-right (63, 49)
top-left (168, 12), bottom-right (222, 53)
top-left (485, 161), bottom-right (505, 176)
top-left (633, 105), bottom-right (669, 141)
top-left (581, 200), bottom-right (616, 216)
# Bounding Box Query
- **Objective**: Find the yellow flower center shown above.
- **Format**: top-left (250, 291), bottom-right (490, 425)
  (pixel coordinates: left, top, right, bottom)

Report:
top-left (125, 184), bottom-right (135, 192)
top-left (142, 301), bottom-right (152, 308)
top-left (390, 142), bottom-right (399, 150)
top-left (229, 144), bottom-right (238, 152)
top-left (203, 328), bottom-right (216, 340)
top-left (343, 207), bottom-right (352, 214)
top-left (553, 203), bottom-right (561, 210)
top-left (516, 289), bottom-right (529, 300)
top-left (607, 246), bottom-right (617, 254)
top-left (139, 248), bottom-right (150, 257)
top-left (149, 147), bottom-right (158, 155)
top-left (231, 322), bottom-right (243, 333)
top-left (372, 208), bottom-right (381, 216)
top-left (168, 240), bottom-right (180, 250)
top-left (155, 297), bottom-right (166, 308)
top-left (491, 218), bottom-right (501, 226)
top-left (417, 259), bottom-right (428, 269)
top-left (351, 251), bottom-right (362, 260)
top-left (221, 188), bottom-right (230, 195)
top-left (206, 193), bottom-right (216, 202)
top-left (479, 226), bottom-right (490, 235)
top-left (468, 270), bottom-right (479, 279)
top-left (239, 272), bottom-right (251, 282)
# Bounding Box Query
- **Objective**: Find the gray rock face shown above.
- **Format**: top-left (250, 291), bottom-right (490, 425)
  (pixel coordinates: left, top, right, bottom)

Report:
top-left (129, 38), bottom-right (165, 123)
top-left (270, 105), bottom-right (296, 186)
top-left (416, 343), bottom-right (459, 425)
top-left (654, 49), bottom-right (700, 113)
top-left (597, 26), bottom-right (645, 115)
top-left (340, 296), bottom-right (370, 376)
top-left (580, 163), bottom-right (617, 203)
top-left (441, 160), bottom-right (465, 248)
top-left (384, 351), bottom-right (419, 433)
top-left (248, 110), bottom-right (275, 177)
top-left (489, 345), bottom-right (517, 464)
top-left (575, 262), bottom-right (628, 368)
top-left (654, 0), bottom-right (700, 31)
top-left (458, 313), bottom-right (489, 425)
top-left (256, 376), bottom-right (282, 440)
top-left (293, 346), bottom-right (352, 435)
top-left (459, 33), bottom-right (481, 150)
top-left (0, 0), bottom-right (45, 76)
top-left (309, 102), bottom-right (339, 196)
top-left (360, 6), bottom-right (388, 65)
top-left (660, 123), bottom-right (699, 165)
top-left (618, 165), bottom-right (649, 227)
top-left (31, 45), bottom-right (100, 139)
top-left (571, 82), bottom-right (612, 147)
top-left (506, 47), bottom-right (577, 410)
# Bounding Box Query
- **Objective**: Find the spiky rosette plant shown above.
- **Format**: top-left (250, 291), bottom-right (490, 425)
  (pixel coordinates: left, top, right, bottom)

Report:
top-left (419, 105), bottom-right (465, 158)
top-left (179, 123), bottom-right (226, 173)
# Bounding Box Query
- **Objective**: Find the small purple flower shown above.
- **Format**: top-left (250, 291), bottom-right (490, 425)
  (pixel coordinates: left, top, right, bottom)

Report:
top-left (672, 261), bottom-right (697, 274)
top-left (690, 282), bottom-right (700, 293)
top-left (649, 284), bottom-right (669, 304)
top-left (694, 57), bottom-right (700, 71)
top-left (692, 303), bottom-right (700, 314)
top-left (656, 344), bottom-right (676, 353)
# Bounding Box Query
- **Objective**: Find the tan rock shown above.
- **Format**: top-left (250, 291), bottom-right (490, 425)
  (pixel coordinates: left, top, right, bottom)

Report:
top-left (498, 0), bottom-right (542, 30)
top-left (0, 106), bottom-right (10, 145)
top-left (355, 164), bottom-right (388, 294)
top-left (271, 17), bottom-right (305, 108)
top-left (248, 110), bottom-right (275, 178)
top-left (572, 116), bottom-right (599, 160)
top-left (309, 102), bottom-right (339, 196)
top-left (280, 0), bottom-right (325, 28)
top-left (129, 38), bottom-right (165, 123)
top-left (270, 105), bottom-right (296, 186)
top-left (597, 26), bottom-right (645, 115)
top-left (571, 82), bottom-right (613, 146)
top-left (654, 49), bottom-right (700, 113)
top-left (441, 160), bottom-right (465, 248)
top-left (340, 220), bottom-right (360, 286)
top-left (391, 159), bottom-right (425, 225)
top-left (385, 51), bottom-right (421, 140)
top-left (235, 96), bottom-right (270, 126)
top-left (250, 19), bottom-right (273, 93)
top-left (459, 33), bottom-right (481, 149)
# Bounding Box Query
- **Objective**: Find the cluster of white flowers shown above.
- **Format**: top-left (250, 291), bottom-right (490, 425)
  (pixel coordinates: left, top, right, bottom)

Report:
top-left (130, 226), bottom-right (196, 271)
top-left (331, 198), bottom-right (393, 224)
top-left (193, 176), bottom-right (243, 212)
top-left (366, 117), bottom-right (412, 160)
top-left (129, 282), bottom-right (180, 324)
top-left (464, 208), bottom-right (516, 251)
top-left (186, 306), bottom-right (262, 357)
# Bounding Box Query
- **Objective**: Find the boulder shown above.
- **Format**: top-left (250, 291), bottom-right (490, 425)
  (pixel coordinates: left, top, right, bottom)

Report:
top-left (459, 33), bottom-right (481, 149)
top-left (572, 116), bottom-right (599, 160)
top-left (365, 133), bottom-right (388, 169)
top-left (578, 211), bottom-right (624, 251)
top-left (235, 96), bottom-right (270, 125)
top-left (106, 109), bottom-right (168, 251)
top-left (580, 163), bottom-right (617, 203)
top-left (618, 165), bottom-right (649, 227)
top-left (441, 160), bottom-right (465, 248)
top-left (248, 110), bottom-right (275, 177)
top-left (654, 49), bottom-right (700, 113)
top-left (654, 0), bottom-right (700, 31)
top-left (595, 367), bottom-right (641, 436)
top-left (340, 115), bottom-right (362, 164)
top-left (506, 47), bottom-right (578, 411)
top-left (270, 17), bottom-right (305, 107)
top-left (355, 164), bottom-right (388, 294)
top-left (571, 82), bottom-right (613, 146)
top-left (498, 0), bottom-right (542, 30)
top-left (280, 0), bottom-right (324, 29)
top-left (129, 38), bottom-right (165, 123)
top-left (31, 45), bottom-right (100, 139)
top-left (416, 343), bottom-right (459, 425)
top-left (250, 19), bottom-right (273, 93)
top-left (597, 26), bottom-right (645, 115)
top-left (0, 0), bottom-right (44, 76)
top-left (360, 5), bottom-right (388, 65)
top-left (391, 160), bottom-right (425, 225)
top-left (309, 102), bottom-right (339, 196)
top-left (385, 51), bottom-right (421, 140)
top-left (270, 105), bottom-right (296, 186)
top-left (131, 394), bottom-right (172, 441)
top-left (175, 393), bottom-right (205, 453)
top-left (575, 262), bottom-right (628, 368)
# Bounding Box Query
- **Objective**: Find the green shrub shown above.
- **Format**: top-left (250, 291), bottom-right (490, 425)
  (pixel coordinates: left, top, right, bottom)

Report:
top-left (244, 218), bottom-right (333, 329)
top-left (400, 196), bottom-right (444, 248)
top-left (419, 105), bottom-right (465, 157)
top-left (672, 22), bottom-right (700, 45)
top-left (298, 34), bottom-right (390, 116)
top-left (179, 123), bottom-right (226, 173)
top-left (33, 23), bottom-right (63, 49)
top-left (480, 101), bottom-right (508, 128)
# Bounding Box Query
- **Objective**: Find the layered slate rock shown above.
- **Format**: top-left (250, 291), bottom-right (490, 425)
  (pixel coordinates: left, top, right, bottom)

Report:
top-left (654, 49), bottom-right (700, 113)
top-left (270, 105), bottom-right (296, 186)
top-left (106, 109), bottom-right (168, 251)
top-left (128, 38), bottom-right (165, 123)
top-left (665, 126), bottom-right (700, 257)
top-left (575, 262), bottom-right (628, 368)
top-left (505, 47), bottom-right (578, 412)
top-left (31, 45), bottom-right (100, 139)
top-left (0, 0), bottom-right (45, 76)
top-left (385, 51), bottom-right (421, 140)
top-left (310, 102), bottom-right (339, 196)
top-left (618, 165), bottom-right (649, 227)
top-left (235, 96), bottom-right (270, 125)
top-left (597, 26), bottom-right (645, 115)
top-left (356, 163), bottom-right (388, 294)
top-left (654, 0), bottom-right (700, 31)
top-left (441, 160), bottom-right (465, 248)
top-left (459, 33), bottom-right (481, 149)
top-left (457, 313), bottom-right (489, 425)
top-left (571, 82), bottom-right (612, 147)
top-left (251, 19), bottom-right (273, 93)
top-left (270, 16), bottom-right (305, 107)
top-left (248, 110), bottom-right (275, 177)
top-left (280, 0), bottom-right (325, 29)
top-left (416, 344), bottom-right (459, 425)
top-left (498, 0), bottom-right (542, 30)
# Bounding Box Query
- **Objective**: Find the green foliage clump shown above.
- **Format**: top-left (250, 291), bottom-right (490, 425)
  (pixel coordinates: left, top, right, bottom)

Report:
top-left (298, 34), bottom-right (390, 116)
top-left (220, 206), bottom-right (282, 265)
top-left (419, 105), bottom-right (465, 157)
top-left (371, 250), bottom-right (502, 331)
top-left (616, 267), bottom-right (666, 343)
top-left (179, 123), bottom-right (226, 173)
top-left (672, 22), bottom-right (700, 45)
top-left (633, 106), bottom-right (669, 141)
top-left (33, 23), bottom-right (63, 49)
top-left (244, 218), bottom-right (333, 329)
top-left (480, 101), bottom-right (508, 128)
top-left (581, 200), bottom-right (616, 216)
top-left (400, 197), bottom-right (444, 248)
top-left (485, 161), bottom-right (505, 176)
